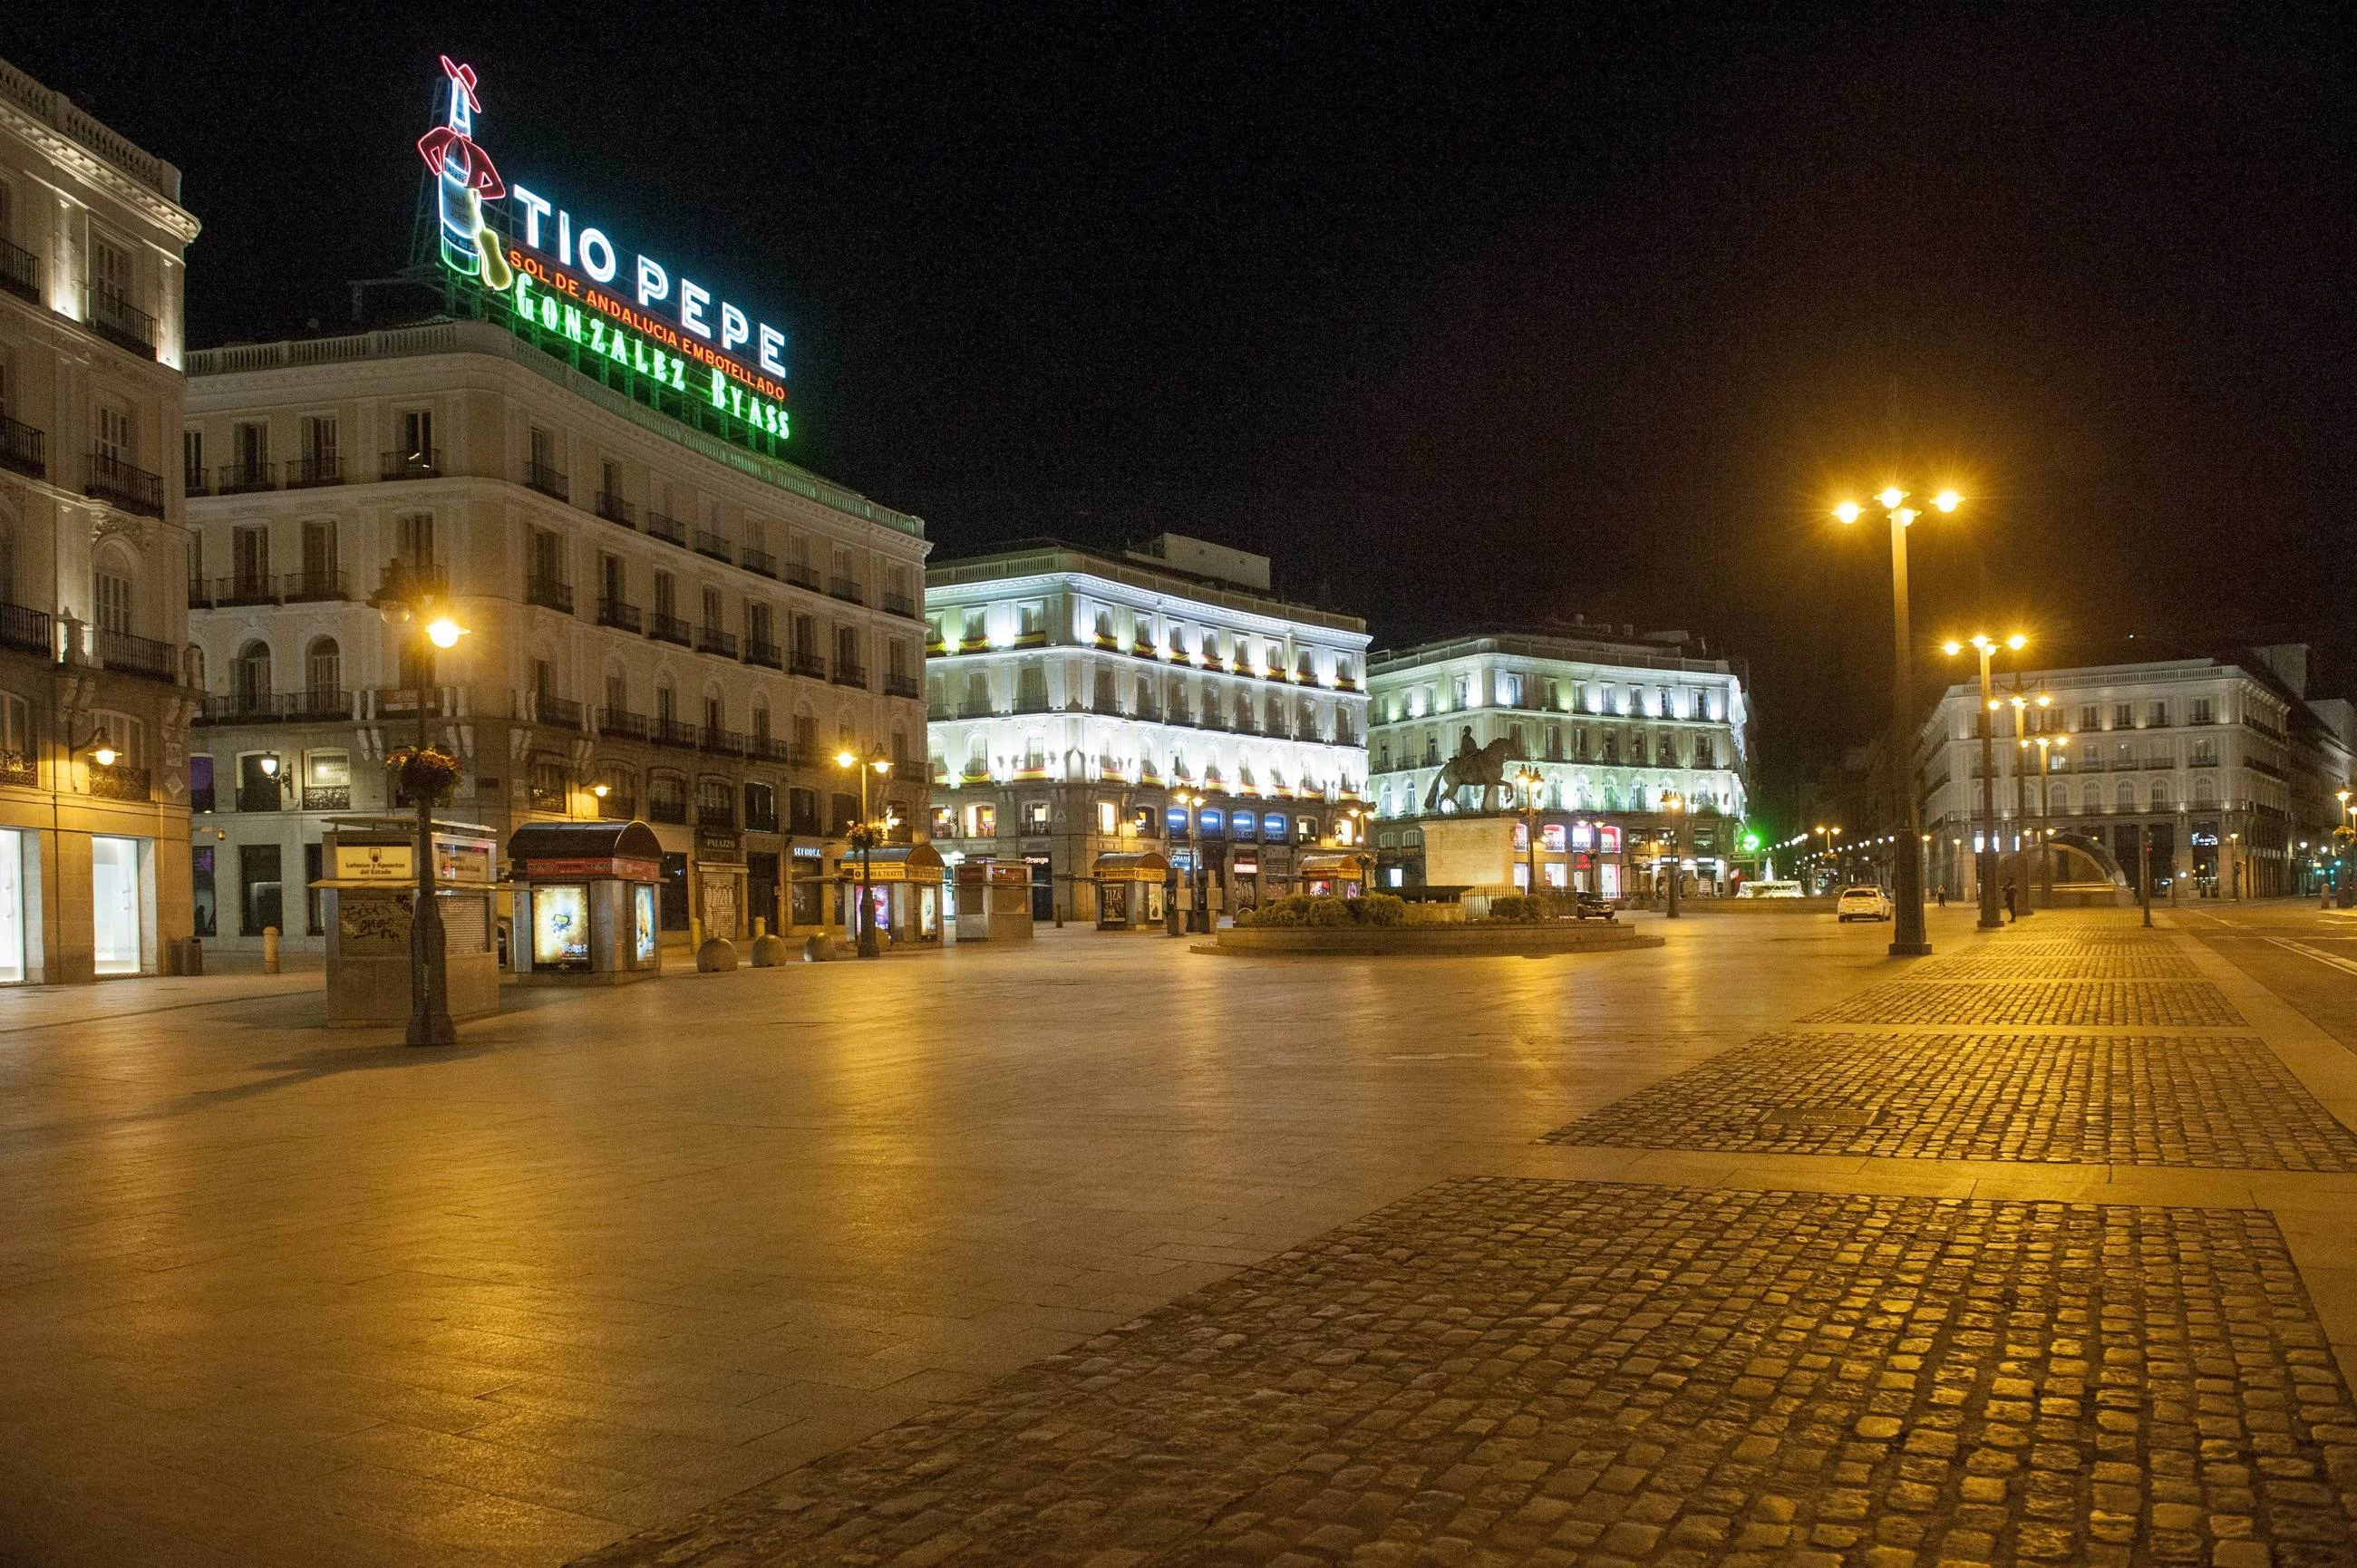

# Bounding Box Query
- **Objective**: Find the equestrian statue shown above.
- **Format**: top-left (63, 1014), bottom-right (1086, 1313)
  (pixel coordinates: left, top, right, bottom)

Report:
top-left (1421, 734), bottom-right (1528, 814)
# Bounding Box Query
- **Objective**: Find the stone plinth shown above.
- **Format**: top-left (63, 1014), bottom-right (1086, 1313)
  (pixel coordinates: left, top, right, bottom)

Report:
top-left (1419, 814), bottom-right (1518, 893)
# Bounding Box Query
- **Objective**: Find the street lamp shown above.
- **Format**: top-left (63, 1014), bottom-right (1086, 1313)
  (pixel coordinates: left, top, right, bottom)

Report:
top-left (1663, 791), bottom-right (1685, 919)
top-left (1512, 767), bottom-right (1544, 897)
top-left (2000, 680), bottom-right (2051, 917)
top-left (2024, 731), bottom-right (2067, 907)
top-left (1343, 804), bottom-right (1374, 895)
top-left (1942, 632), bottom-right (2026, 930)
top-left (1834, 484), bottom-right (1962, 955)
top-left (371, 563), bottom-right (470, 1047)
top-left (1811, 824), bottom-right (1841, 894)
top-left (1181, 792), bottom-right (1207, 930)
top-left (836, 746), bottom-right (893, 957)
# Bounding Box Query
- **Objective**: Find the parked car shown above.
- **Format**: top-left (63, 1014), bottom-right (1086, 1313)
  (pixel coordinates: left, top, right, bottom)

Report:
top-left (1836, 885), bottom-right (1894, 922)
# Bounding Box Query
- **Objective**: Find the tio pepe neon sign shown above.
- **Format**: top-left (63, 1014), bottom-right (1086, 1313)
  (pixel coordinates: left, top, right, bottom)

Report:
top-left (418, 55), bottom-right (790, 442)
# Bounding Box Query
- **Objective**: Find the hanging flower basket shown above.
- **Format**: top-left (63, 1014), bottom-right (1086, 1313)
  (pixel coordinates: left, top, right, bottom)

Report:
top-left (385, 744), bottom-right (463, 804)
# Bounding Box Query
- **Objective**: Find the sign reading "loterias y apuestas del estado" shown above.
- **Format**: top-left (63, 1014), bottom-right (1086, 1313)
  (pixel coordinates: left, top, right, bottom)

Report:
top-left (415, 54), bottom-right (792, 454)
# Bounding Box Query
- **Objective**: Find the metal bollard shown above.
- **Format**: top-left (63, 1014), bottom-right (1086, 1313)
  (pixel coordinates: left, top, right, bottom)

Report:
top-left (261, 925), bottom-right (280, 974)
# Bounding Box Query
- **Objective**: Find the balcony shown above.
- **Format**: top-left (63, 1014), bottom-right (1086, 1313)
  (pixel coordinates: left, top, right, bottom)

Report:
top-left (597, 597), bottom-right (643, 634)
top-left (829, 576), bottom-right (865, 605)
top-left (301, 785), bottom-right (352, 812)
top-left (182, 466), bottom-right (209, 498)
top-left (831, 661), bottom-right (868, 689)
top-left (523, 460), bottom-right (569, 500)
top-left (700, 727), bottom-right (749, 758)
top-left (882, 590), bottom-right (917, 619)
top-left (286, 454), bottom-right (343, 489)
top-left (743, 639), bottom-right (782, 670)
top-left (85, 451), bottom-right (165, 517)
top-left (694, 528), bottom-right (733, 562)
top-left (200, 574), bottom-right (276, 609)
top-left (884, 673), bottom-right (922, 700)
top-left (284, 569), bottom-right (350, 603)
top-left (585, 491), bottom-right (635, 530)
top-left (695, 624), bottom-right (738, 659)
top-left (374, 685), bottom-right (455, 718)
top-left (381, 448), bottom-right (441, 481)
top-left (215, 459), bottom-right (276, 495)
top-left (86, 760), bottom-right (151, 800)
top-left (645, 510), bottom-right (687, 547)
top-left (697, 801), bottom-right (736, 829)
top-left (784, 561), bottom-right (820, 591)
top-left (536, 692), bottom-right (583, 730)
top-left (652, 716), bottom-right (697, 748)
top-left (744, 803), bottom-right (780, 834)
top-left (648, 611), bottom-right (692, 646)
top-left (3, 603), bottom-right (55, 655)
top-left (89, 286), bottom-right (157, 359)
top-left (0, 235), bottom-right (39, 304)
top-left (597, 707), bottom-right (649, 740)
top-left (647, 795), bottom-right (688, 825)
top-left (527, 576), bottom-right (576, 615)
top-left (0, 413), bottom-right (46, 480)
top-left (740, 546), bottom-right (777, 577)
top-left (790, 649), bottom-right (828, 680)
top-left (752, 735), bottom-right (800, 765)
top-left (235, 780), bottom-right (282, 813)
top-left (97, 628), bottom-right (177, 682)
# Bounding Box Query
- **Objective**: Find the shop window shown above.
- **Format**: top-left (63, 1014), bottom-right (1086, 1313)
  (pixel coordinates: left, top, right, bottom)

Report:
top-left (304, 750), bottom-right (350, 812)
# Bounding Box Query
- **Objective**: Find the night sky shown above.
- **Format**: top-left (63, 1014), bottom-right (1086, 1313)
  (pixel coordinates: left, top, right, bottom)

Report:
top-left (15, 5), bottom-right (2352, 818)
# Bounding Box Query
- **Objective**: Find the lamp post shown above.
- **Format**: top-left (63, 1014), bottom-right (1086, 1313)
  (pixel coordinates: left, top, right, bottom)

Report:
top-left (1943, 633), bottom-right (2025, 930)
top-left (1663, 791), bottom-right (1685, 918)
top-left (836, 746), bottom-right (892, 957)
top-left (1513, 767), bottom-right (1544, 897)
top-left (2001, 682), bottom-right (2050, 919)
top-left (1182, 791), bottom-right (1206, 931)
top-left (1834, 485), bottom-right (1961, 956)
top-left (1811, 824), bottom-right (1841, 895)
top-left (370, 567), bottom-right (468, 1048)
top-left (2027, 732), bottom-right (2067, 907)
top-left (1343, 804), bottom-right (1373, 895)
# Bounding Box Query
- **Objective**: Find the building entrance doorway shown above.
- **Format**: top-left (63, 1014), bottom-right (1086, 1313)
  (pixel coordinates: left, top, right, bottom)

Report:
top-left (92, 836), bottom-right (142, 975)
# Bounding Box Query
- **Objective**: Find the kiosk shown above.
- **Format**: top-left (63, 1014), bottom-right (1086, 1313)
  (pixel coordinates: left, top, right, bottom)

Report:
top-left (1091, 850), bottom-right (1171, 929)
top-left (836, 843), bottom-right (946, 947)
top-left (954, 859), bottom-right (1035, 941)
top-left (313, 817), bottom-right (500, 1026)
top-left (506, 820), bottom-right (665, 985)
top-left (1298, 851), bottom-right (1371, 898)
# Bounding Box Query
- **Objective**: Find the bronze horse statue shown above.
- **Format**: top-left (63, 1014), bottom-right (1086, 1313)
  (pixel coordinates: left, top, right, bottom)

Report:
top-left (1422, 735), bottom-right (1528, 814)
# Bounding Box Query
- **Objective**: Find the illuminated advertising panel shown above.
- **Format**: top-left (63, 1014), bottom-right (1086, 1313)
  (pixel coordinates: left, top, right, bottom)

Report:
top-left (417, 56), bottom-right (791, 457)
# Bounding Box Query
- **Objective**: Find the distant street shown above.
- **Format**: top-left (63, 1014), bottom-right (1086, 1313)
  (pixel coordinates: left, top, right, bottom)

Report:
top-left (4, 907), bottom-right (2356, 1566)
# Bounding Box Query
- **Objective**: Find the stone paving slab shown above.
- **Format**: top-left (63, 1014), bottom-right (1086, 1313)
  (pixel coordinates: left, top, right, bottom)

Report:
top-left (571, 1178), bottom-right (2357, 1568)
top-left (1803, 981), bottom-right (2243, 1029)
top-left (1906, 952), bottom-right (2203, 983)
top-left (1538, 1032), bottom-right (2357, 1169)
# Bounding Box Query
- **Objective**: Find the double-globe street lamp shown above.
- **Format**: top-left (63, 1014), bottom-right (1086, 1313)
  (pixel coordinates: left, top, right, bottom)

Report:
top-left (2023, 731), bottom-right (2070, 908)
top-left (1998, 677), bottom-right (2052, 919)
top-left (372, 561), bottom-right (469, 1047)
top-left (1663, 791), bottom-right (1686, 918)
top-left (1834, 485), bottom-right (1962, 956)
top-left (1942, 633), bottom-right (2026, 931)
top-left (835, 746), bottom-right (893, 958)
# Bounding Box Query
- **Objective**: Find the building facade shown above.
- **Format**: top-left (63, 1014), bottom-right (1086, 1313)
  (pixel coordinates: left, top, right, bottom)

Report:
top-left (0, 58), bottom-right (201, 982)
top-left (1916, 645), bottom-right (2355, 900)
top-left (924, 536), bottom-right (1371, 920)
top-left (1368, 628), bottom-right (1752, 897)
top-left (184, 317), bottom-right (929, 957)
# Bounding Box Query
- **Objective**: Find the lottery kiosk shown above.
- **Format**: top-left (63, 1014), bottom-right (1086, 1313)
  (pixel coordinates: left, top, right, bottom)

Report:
top-left (1091, 850), bottom-right (1170, 930)
top-left (505, 820), bottom-right (665, 984)
top-left (315, 816), bottom-right (502, 1025)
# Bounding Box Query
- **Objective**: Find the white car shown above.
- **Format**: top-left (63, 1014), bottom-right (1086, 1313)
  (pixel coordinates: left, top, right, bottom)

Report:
top-left (1836, 886), bottom-right (1893, 923)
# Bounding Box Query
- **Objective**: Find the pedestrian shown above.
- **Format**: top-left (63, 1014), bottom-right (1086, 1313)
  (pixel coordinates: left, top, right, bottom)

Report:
top-left (2003, 879), bottom-right (2018, 923)
top-left (1936, 884), bottom-right (1947, 909)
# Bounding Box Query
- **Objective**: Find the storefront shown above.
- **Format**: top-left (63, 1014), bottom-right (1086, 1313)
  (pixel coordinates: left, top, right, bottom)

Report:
top-left (506, 820), bottom-right (664, 985)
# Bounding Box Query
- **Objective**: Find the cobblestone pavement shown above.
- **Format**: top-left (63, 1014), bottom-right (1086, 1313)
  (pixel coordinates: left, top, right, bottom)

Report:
top-left (576, 1179), bottom-right (2357, 1568)
top-left (1537, 1031), bottom-right (2357, 1169)
top-left (1908, 952), bottom-right (2203, 982)
top-left (1801, 981), bottom-right (2244, 1029)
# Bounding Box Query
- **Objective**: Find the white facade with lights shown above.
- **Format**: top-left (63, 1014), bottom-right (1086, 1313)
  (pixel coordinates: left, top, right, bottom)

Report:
top-left (1367, 628), bottom-right (1751, 897)
top-left (925, 536), bottom-right (1370, 921)
top-left (0, 57), bottom-right (201, 983)
top-left (1916, 644), bottom-right (2354, 901)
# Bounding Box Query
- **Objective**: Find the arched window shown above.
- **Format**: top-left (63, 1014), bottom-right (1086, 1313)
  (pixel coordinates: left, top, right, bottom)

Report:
top-left (890, 724), bottom-right (908, 767)
top-left (233, 640), bottom-right (273, 711)
top-left (2115, 780), bottom-right (2136, 811)
top-left (2083, 782), bottom-right (2101, 814)
top-left (92, 546), bottom-right (136, 635)
top-left (751, 696), bottom-right (772, 749)
top-left (2149, 779), bottom-right (2171, 810)
top-left (646, 769), bottom-right (687, 824)
top-left (305, 636), bottom-right (341, 701)
top-left (2193, 776), bottom-right (2216, 807)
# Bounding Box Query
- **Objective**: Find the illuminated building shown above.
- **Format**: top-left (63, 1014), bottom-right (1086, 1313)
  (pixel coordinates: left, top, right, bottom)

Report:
top-left (1916, 644), bottom-right (2356, 901)
top-left (1367, 626), bottom-right (1751, 898)
top-left (924, 536), bottom-right (1371, 922)
top-left (0, 56), bottom-right (201, 982)
top-left (179, 58), bottom-right (928, 959)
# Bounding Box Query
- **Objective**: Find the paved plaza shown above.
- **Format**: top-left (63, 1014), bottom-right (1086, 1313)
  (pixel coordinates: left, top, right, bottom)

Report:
top-left (4, 907), bottom-right (2357, 1565)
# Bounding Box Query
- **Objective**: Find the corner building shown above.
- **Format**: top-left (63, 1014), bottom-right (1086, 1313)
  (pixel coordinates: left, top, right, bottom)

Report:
top-left (0, 59), bottom-right (200, 982)
top-left (924, 536), bottom-right (1371, 921)
top-left (184, 317), bottom-right (929, 958)
top-left (1368, 627), bottom-right (1751, 897)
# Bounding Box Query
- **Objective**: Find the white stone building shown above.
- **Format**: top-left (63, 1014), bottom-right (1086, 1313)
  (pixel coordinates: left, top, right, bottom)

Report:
top-left (1367, 627), bottom-right (1751, 898)
top-left (184, 317), bottom-right (929, 956)
top-left (924, 535), bottom-right (1371, 920)
top-left (0, 56), bottom-right (201, 982)
top-left (1916, 644), bottom-right (2354, 900)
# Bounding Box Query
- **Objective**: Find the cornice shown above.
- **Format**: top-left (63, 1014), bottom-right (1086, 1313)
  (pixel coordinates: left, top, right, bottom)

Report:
top-left (0, 101), bottom-right (199, 247)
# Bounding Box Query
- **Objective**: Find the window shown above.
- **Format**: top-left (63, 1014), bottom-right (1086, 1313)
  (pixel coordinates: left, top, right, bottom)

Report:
top-left (2115, 702), bottom-right (2134, 730)
top-left (0, 692), bottom-right (31, 771)
top-left (399, 408), bottom-right (435, 464)
top-left (93, 566), bottom-right (132, 635)
top-left (299, 415), bottom-right (338, 480)
top-left (305, 637), bottom-right (341, 700)
top-left (744, 781), bottom-right (777, 832)
top-left (701, 586), bottom-right (723, 630)
top-left (647, 771), bottom-right (687, 824)
top-left (238, 844), bottom-right (283, 936)
top-left (529, 425), bottom-right (557, 470)
top-left (654, 571), bottom-right (676, 619)
top-left (2191, 697), bottom-right (2215, 725)
top-left (181, 428), bottom-right (201, 490)
top-left (2148, 700), bottom-right (2170, 728)
top-left (395, 511), bottom-right (435, 567)
top-left (965, 802), bottom-right (998, 837)
top-left (229, 418), bottom-right (265, 475)
top-left (96, 400), bottom-right (135, 465)
top-left (1096, 800), bottom-right (1117, 835)
top-left (2080, 704), bottom-right (2100, 732)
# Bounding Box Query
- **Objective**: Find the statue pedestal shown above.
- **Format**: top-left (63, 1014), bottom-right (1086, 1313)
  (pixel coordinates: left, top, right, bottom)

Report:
top-left (1421, 815), bottom-right (1519, 894)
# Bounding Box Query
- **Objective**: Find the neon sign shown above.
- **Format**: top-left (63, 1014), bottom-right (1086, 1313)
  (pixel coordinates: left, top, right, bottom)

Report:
top-left (418, 58), bottom-right (791, 450)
